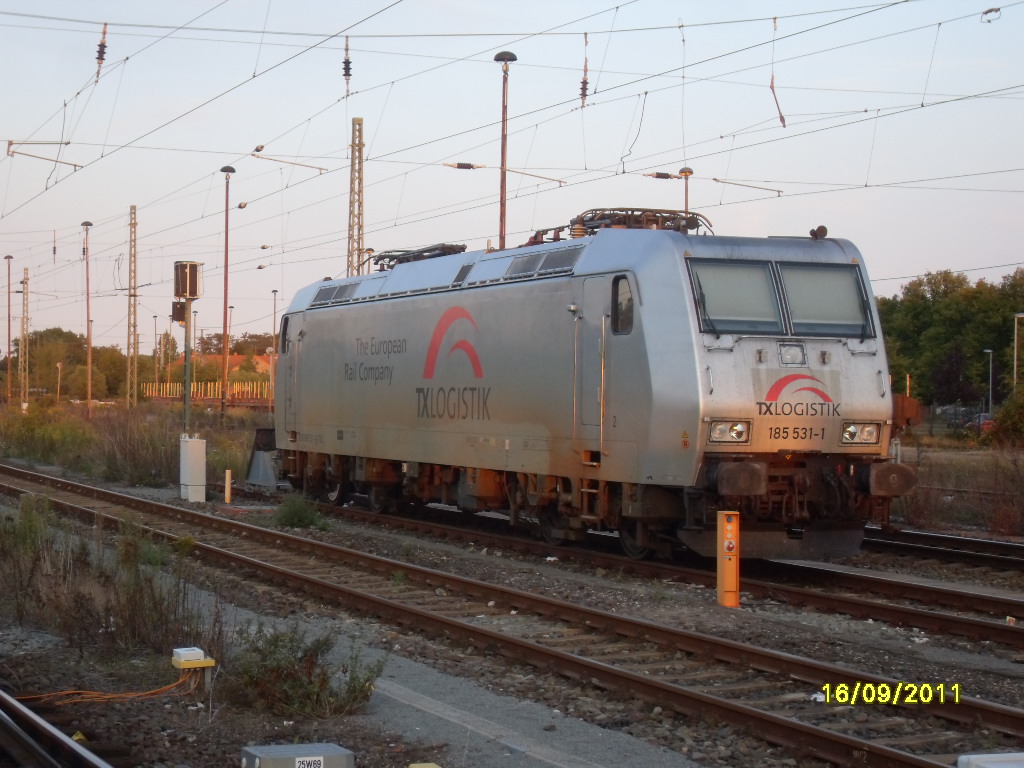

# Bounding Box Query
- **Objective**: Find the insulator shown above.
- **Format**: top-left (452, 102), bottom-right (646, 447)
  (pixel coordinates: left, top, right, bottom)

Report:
top-left (343, 36), bottom-right (352, 97)
top-left (94, 22), bottom-right (108, 84)
top-left (580, 77), bottom-right (588, 103)
top-left (570, 221), bottom-right (587, 238)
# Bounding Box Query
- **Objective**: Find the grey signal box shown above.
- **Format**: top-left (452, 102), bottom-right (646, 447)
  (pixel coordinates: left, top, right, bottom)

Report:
top-left (240, 743), bottom-right (354, 768)
top-left (174, 261), bottom-right (202, 300)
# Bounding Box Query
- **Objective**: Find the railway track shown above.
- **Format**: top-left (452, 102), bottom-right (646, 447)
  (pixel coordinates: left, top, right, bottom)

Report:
top-left (0, 690), bottom-right (117, 768)
top-left (0, 465), bottom-right (1022, 766)
top-left (269, 486), bottom-right (1024, 648)
top-left (863, 526), bottom-right (1024, 570)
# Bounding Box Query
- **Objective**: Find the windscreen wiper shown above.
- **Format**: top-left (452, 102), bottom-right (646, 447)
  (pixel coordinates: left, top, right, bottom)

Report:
top-left (693, 273), bottom-right (720, 339)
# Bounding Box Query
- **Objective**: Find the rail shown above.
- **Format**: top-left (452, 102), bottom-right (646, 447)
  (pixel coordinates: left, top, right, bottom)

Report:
top-left (0, 690), bottom-right (115, 768)
top-left (1, 465), bottom-right (1023, 766)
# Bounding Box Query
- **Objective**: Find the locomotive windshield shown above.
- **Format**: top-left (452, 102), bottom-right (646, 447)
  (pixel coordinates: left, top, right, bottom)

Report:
top-left (687, 259), bottom-right (873, 338)
top-left (689, 261), bottom-right (784, 334)
top-left (778, 262), bottom-right (872, 337)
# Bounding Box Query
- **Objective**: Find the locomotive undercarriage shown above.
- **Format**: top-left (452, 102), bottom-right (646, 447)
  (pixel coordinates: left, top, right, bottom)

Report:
top-left (282, 449), bottom-right (905, 559)
top-left (674, 454), bottom-right (911, 558)
top-left (283, 449), bottom-right (684, 557)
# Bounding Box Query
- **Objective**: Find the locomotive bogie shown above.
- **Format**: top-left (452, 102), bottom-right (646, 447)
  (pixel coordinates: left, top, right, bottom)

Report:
top-left (273, 210), bottom-right (915, 559)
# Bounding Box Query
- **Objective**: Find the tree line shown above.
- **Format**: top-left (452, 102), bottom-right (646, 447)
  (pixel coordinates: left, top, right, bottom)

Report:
top-left (5, 269), bottom-right (1023, 411)
top-left (878, 268), bottom-right (1024, 412)
top-left (1, 328), bottom-right (276, 401)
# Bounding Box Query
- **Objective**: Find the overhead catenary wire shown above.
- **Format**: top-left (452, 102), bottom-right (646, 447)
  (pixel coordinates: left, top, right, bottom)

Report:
top-left (4, 0), bottom-right (1019, 348)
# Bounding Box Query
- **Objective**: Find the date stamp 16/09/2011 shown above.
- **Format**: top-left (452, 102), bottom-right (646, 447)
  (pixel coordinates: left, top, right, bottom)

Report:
top-left (819, 682), bottom-right (961, 706)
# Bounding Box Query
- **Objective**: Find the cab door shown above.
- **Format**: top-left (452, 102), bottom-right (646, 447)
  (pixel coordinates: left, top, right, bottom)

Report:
top-left (580, 276), bottom-right (608, 429)
top-left (280, 313), bottom-right (304, 435)
top-left (577, 274), bottom-right (636, 463)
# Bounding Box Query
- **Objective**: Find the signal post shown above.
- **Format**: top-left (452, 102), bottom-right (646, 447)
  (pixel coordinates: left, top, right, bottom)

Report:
top-left (717, 511), bottom-right (740, 607)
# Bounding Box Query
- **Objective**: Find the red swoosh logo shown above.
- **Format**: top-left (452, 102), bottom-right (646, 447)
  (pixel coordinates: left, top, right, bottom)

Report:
top-left (765, 374), bottom-right (833, 402)
top-left (424, 306), bottom-right (483, 379)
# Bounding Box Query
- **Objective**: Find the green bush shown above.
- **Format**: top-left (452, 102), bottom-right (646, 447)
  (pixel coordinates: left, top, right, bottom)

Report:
top-left (275, 494), bottom-right (327, 529)
top-left (230, 621), bottom-right (385, 716)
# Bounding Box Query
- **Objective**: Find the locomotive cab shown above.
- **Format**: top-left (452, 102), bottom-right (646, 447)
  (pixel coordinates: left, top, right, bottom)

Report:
top-left (672, 239), bottom-right (916, 557)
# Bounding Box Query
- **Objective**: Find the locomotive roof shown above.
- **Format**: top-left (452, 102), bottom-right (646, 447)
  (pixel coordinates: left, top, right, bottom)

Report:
top-left (285, 215), bottom-right (861, 316)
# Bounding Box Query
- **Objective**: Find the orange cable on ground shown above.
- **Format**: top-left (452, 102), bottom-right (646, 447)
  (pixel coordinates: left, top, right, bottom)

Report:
top-left (17, 669), bottom-right (200, 706)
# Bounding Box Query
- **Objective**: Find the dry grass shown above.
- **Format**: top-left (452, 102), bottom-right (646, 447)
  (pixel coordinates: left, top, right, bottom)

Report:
top-left (895, 443), bottom-right (1024, 535)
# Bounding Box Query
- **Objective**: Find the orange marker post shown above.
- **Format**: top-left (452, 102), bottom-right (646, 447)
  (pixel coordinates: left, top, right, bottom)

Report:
top-left (717, 510), bottom-right (740, 607)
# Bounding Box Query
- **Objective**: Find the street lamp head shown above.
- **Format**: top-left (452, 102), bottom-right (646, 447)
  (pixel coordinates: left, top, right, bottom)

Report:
top-left (984, 348), bottom-right (993, 354)
top-left (494, 51), bottom-right (517, 64)
top-left (678, 167), bottom-right (693, 178)
top-left (81, 220), bottom-right (92, 228)
top-left (220, 165), bottom-right (235, 175)
top-left (3, 255), bottom-right (11, 261)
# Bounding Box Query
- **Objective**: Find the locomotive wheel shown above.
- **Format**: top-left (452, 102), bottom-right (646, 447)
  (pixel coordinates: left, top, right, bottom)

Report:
top-left (619, 520), bottom-right (652, 560)
top-left (323, 482), bottom-right (346, 506)
top-left (367, 485), bottom-right (395, 513)
top-left (539, 506), bottom-right (569, 546)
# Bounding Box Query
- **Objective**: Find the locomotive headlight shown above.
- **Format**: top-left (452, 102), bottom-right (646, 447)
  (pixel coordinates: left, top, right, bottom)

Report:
top-left (841, 422), bottom-right (881, 444)
top-left (709, 420), bottom-right (750, 443)
top-left (778, 343), bottom-right (806, 366)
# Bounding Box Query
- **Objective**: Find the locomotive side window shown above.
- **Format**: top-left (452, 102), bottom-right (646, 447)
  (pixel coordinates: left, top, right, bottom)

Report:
top-left (779, 263), bottom-right (873, 337)
top-left (612, 275), bottom-right (633, 334)
top-left (279, 316), bottom-right (290, 354)
top-left (687, 260), bottom-right (783, 334)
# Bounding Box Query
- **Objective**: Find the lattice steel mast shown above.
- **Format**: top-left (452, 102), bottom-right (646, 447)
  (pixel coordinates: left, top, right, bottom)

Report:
top-left (126, 205), bottom-right (138, 406)
top-left (346, 117), bottom-right (365, 277)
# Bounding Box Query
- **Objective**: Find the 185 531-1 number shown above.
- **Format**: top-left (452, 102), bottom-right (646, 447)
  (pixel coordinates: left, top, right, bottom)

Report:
top-left (767, 426), bottom-right (824, 440)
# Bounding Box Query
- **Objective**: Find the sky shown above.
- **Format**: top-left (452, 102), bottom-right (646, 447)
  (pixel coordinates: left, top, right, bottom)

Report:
top-left (0, 0), bottom-right (1021, 354)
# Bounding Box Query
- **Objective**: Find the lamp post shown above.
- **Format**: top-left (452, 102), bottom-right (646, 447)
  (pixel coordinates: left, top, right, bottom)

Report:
top-left (81, 221), bottom-right (93, 419)
top-left (219, 165), bottom-right (235, 422)
top-left (4, 254), bottom-right (11, 404)
top-left (153, 315), bottom-right (159, 390)
top-left (983, 348), bottom-right (993, 414)
top-left (1014, 313), bottom-right (1024, 389)
top-left (56, 362), bottom-right (61, 402)
top-left (494, 51), bottom-right (516, 250)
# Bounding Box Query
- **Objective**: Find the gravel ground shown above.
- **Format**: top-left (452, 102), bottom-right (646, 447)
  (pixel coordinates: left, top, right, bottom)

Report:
top-left (2, 472), bottom-right (1024, 767)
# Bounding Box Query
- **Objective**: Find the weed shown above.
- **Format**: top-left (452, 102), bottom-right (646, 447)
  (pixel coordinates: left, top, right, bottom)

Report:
top-left (275, 494), bottom-right (327, 529)
top-left (391, 569), bottom-right (407, 585)
top-left (399, 540), bottom-right (417, 559)
top-left (0, 400), bottom-right (271, 490)
top-left (230, 621), bottom-right (385, 717)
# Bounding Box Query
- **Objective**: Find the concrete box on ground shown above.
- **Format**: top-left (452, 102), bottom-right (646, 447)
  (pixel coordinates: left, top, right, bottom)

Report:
top-left (958, 754), bottom-right (1024, 768)
top-left (240, 743), bottom-right (354, 768)
top-left (179, 437), bottom-right (206, 502)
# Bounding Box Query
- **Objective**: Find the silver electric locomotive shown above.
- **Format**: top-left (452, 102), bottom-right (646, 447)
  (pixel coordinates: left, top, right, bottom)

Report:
top-left (273, 208), bottom-right (915, 558)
